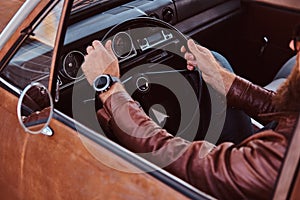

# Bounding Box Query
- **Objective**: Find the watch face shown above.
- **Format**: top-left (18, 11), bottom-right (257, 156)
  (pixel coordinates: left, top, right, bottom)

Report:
top-left (93, 75), bottom-right (110, 92)
top-left (96, 76), bottom-right (108, 88)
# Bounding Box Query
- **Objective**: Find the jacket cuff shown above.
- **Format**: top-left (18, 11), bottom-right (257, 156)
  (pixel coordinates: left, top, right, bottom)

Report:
top-left (226, 76), bottom-right (251, 107)
top-left (226, 76), bottom-right (276, 118)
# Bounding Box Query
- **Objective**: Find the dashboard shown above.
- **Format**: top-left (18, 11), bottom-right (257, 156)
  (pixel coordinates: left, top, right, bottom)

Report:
top-left (58, 24), bottom-right (178, 90)
top-left (53, 0), bottom-right (238, 135)
top-left (0, 0), bottom-right (237, 97)
top-left (58, 0), bottom-right (233, 91)
top-left (0, 0), bottom-right (241, 142)
top-left (56, 14), bottom-right (207, 139)
top-left (59, 25), bottom-right (177, 87)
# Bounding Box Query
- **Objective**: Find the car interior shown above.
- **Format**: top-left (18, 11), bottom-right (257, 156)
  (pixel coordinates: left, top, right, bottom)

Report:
top-left (0, 0), bottom-right (300, 199)
top-left (2, 0), bottom-right (299, 142)
top-left (55, 0), bottom-right (300, 140)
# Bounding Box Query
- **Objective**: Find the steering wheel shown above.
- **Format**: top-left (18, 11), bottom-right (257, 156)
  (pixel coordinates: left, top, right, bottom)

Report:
top-left (100, 17), bottom-right (211, 141)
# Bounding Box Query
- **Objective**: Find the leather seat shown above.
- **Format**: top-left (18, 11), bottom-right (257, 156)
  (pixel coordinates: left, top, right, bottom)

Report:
top-left (264, 78), bottom-right (286, 92)
top-left (252, 55), bottom-right (296, 129)
top-left (264, 55), bottom-right (296, 91)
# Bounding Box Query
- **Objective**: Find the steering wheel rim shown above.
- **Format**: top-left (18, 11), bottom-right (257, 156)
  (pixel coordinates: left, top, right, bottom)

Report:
top-left (102, 17), bottom-right (188, 45)
top-left (100, 17), bottom-right (210, 141)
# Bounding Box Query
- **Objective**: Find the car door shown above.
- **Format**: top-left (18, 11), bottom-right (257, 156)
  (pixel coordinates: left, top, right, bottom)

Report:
top-left (0, 0), bottom-right (53, 197)
top-left (0, 87), bottom-right (194, 199)
top-left (0, 0), bottom-right (210, 199)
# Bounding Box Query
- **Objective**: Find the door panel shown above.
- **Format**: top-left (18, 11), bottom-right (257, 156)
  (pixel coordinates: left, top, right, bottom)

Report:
top-left (0, 87), bottom-right (25, 199)
top-left (0, 86), bottom-right (188, 199)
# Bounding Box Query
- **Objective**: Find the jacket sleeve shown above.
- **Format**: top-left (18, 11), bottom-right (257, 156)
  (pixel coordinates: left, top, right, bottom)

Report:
top-left (227, 76), bottom-right (276, 120)
top-left (97, 91), bottom-right (286, 199)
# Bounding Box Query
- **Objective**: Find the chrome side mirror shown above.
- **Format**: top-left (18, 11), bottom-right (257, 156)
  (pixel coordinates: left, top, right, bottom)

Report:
top-left (17, 82), bottom-right (54, 136)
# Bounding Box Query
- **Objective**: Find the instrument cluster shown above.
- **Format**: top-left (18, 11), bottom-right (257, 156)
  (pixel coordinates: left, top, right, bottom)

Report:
top-left (59, 27), bottom-right (175, 88)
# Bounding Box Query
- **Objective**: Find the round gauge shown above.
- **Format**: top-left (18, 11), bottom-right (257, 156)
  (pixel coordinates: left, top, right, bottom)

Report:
top-left (63, 51), bottom-right (84, 80)
top-left (112, 32), bottom-right (134, 59)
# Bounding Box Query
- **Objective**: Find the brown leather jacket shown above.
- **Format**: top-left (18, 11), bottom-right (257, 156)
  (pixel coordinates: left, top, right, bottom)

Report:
top-left (97, 76), bottom-right (298, 199)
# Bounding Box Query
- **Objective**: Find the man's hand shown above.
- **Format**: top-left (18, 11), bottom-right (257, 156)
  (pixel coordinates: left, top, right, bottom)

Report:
top-left (181, 39), bottom-right (223, 83)
top-left (82, 40), bottom-right (120, 85)
top-left (181, 39), bottom-right (235, 95)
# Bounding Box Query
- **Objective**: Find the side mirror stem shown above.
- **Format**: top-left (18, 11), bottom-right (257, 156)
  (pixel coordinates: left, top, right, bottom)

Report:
top-left (41, 126), bottom-right (53, 136)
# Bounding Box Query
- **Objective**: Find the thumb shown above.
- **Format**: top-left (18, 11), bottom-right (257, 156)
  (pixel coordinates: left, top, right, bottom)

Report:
top-left (187, 39), bottom-right (200, 57)
top-left (105, 40), bottom-right (117, 59)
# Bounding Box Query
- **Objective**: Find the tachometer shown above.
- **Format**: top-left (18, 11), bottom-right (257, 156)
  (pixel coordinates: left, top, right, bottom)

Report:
top-left (62, 50), bottom-right (84, 80)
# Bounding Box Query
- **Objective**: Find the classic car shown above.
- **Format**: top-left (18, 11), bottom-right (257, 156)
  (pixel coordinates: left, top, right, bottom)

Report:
top-left (0, 0), bottom-right (299, 199)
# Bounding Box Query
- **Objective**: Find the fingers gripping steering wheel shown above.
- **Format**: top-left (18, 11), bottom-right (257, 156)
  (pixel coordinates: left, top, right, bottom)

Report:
top-left (101, 17), bottom-right (211, 141)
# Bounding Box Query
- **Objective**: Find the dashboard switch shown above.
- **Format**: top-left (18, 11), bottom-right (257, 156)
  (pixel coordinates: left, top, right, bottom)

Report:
top-left (162, 7), bottom-right (174, 22)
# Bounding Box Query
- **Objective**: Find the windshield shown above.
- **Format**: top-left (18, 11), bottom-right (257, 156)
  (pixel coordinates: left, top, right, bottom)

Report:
top-left (70, 0), bottom-right (133, 22)
top-left (1, 1), bottom-right (64, 89)
top-left (72, 0), bottom-right (131, 11)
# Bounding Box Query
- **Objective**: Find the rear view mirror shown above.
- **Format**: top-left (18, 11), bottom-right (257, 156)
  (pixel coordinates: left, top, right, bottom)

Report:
top-left (17, 82), bottom-right (53, 136)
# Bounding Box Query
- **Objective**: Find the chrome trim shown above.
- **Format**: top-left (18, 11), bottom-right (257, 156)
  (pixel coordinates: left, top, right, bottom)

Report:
top-left (0, 77), bottom-right (21, 95)
top-left (41, 126), bottom-right (53, 136)
top-left (139, 30), bottom-right (174, 51)
top-left (0, 0), bottom-right (41, 50)
top-left (112, 31), bottom-right (137, 63)
top-left (93, 74), bottom-right (110, 92)
top-left (17, 82), bottom-right (54, 136)
top-left (136, 76), bottom-right (150, 92)
top-left (59, 76), bottom-right (85, 90)
top-left (62, 50), bottom-right (85, 80)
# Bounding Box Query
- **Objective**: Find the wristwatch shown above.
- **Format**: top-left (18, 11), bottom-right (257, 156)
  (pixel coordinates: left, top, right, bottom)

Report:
top-left (93, 74), bottom-right (120, 94)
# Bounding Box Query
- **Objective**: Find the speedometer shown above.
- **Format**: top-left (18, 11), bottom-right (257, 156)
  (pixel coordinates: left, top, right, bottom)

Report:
top-left (112, 32), bottom-right (134, 59)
